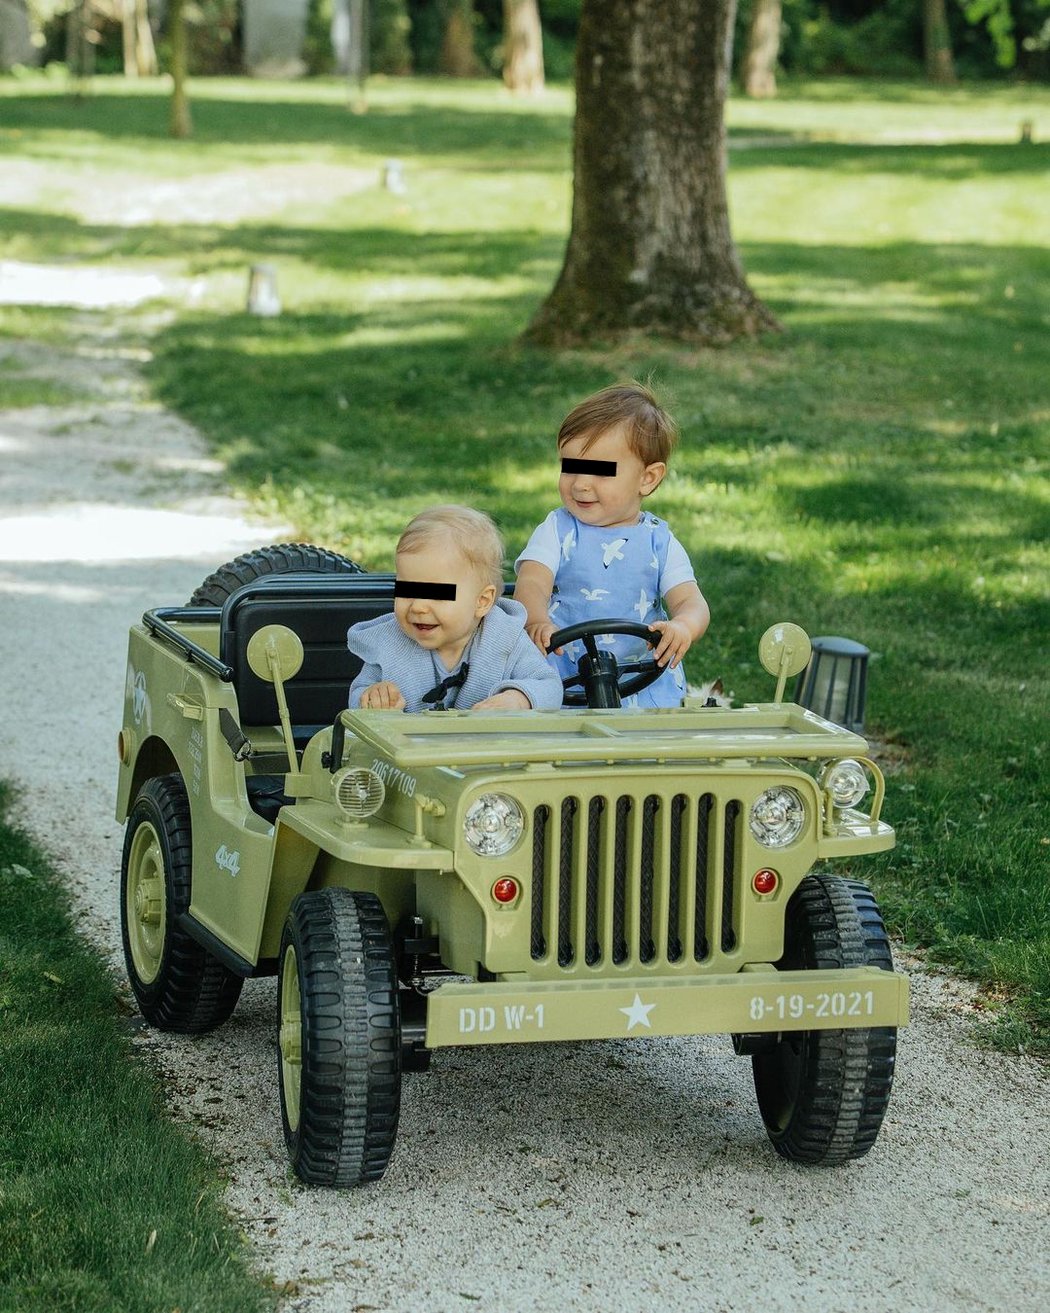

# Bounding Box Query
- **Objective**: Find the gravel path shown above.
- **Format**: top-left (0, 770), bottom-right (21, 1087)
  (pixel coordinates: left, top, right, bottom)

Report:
top-left (1, 306), bottom-right (1047, 1313)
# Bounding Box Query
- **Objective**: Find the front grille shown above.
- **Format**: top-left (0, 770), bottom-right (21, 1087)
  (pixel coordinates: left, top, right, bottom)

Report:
top-left (530, 791), bottom-right (742, 971)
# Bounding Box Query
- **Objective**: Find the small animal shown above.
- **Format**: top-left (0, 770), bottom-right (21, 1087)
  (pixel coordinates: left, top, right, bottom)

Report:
top-left (685, 677), bottom-right (731, 708)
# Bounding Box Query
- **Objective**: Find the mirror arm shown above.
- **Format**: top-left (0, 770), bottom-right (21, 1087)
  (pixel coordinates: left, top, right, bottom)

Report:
top-left (267, 649), bottom-right (299, 775)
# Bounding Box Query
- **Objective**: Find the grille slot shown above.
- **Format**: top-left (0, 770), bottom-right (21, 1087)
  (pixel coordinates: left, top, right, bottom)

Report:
top-left (530, 790), bottom-right (741, 970)
top-left (531, 803), bottom-right (549, 959)
top-left (722, 800), bottom-right (741, 953)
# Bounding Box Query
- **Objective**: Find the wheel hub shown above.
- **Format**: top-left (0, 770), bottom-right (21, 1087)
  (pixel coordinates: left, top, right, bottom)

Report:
top-left (134, 877), bottom-right (163, 925)
top-left (126, 822), bottom-right (166, 984)
top-left (279, 1019), bottom-right (302, 1067)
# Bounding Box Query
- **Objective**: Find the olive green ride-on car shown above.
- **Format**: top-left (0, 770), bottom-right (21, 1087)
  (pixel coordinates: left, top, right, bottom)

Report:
top-left (117, 544), bottom-right (908, 1187)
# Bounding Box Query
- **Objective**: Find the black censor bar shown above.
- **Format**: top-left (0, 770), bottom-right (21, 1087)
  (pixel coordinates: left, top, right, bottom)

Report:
top-left (562, 458), bottom-right (617, 477)
top-left (394, 580), bottom-right (458, 601)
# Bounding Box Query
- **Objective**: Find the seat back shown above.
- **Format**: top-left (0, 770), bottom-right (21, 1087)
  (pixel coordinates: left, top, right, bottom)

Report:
top-left (219, 573), bottom-right (397, 740)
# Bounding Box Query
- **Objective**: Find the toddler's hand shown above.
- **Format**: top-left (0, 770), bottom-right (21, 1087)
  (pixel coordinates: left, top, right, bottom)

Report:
top-left (360, 681), bottom-right (406, 711)
top-left (648, 619), bottom-right (693, 669)
top-left (526, 618), bottom-right (563, 656)
top-left (472, 689), bottom-right (532, 711)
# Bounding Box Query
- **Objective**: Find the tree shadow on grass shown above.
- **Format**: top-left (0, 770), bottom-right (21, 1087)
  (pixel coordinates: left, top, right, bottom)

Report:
top-left (0, 92), bottom-right (572, 166)
top-left (728, 140), bottom-right (1050, 179)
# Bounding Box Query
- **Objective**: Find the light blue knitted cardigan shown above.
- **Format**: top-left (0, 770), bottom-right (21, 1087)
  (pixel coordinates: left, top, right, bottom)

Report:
top-left (347, 598), bottom-right (563, 712)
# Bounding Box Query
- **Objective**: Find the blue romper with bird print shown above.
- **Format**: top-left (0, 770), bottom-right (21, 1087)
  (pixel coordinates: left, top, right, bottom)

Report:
top-left (515, 507), bottom-right (696, 708)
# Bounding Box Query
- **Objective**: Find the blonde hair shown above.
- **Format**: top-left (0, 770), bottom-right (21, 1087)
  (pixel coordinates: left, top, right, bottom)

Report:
top-left (557, 380), bottom-right (679, 467)
top-left (396, 504), bottom-right (505, 591)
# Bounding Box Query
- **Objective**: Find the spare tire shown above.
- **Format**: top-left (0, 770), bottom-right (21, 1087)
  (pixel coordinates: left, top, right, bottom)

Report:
top-left (187, 543), bottom-right (365, 607)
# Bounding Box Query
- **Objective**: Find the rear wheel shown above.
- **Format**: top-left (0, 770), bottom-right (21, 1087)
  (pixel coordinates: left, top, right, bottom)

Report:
top-left (121, 775), bottom-right (244, 1032)
top-left (278, 888), bottom-right (402, 1187)
top-left (751, 873), bottom-right (898, 1165)
top-left (187, 542), bottom-right (363, 607)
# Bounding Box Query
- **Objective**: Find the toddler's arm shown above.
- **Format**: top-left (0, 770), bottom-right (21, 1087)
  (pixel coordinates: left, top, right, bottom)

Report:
top-left (514, 560), bottom-right (564, 655)
top-left (648, 581), bottom-right (710, 669)
top-left (472, 689), bottom-right (532, 711)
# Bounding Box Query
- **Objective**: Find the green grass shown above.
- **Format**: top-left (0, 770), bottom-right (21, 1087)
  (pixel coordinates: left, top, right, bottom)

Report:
top-left (0, 789), bottom-right (275, 1313)
top-left (2, 74), bottom-right (1048, 1050)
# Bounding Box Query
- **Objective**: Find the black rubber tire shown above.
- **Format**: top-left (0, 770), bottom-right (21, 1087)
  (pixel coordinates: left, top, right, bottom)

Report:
top-left (751, 873), bottom-right (898, 1165)
top-left (278, 889), bottom-right (402, 1187)
top-left (187, 542), bottom-right (364, 607)
top-left (120, 775), bottom-right (244, 1033)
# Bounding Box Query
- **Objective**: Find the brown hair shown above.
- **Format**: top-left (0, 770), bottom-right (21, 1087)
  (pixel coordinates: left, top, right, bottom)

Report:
top-left (557, 381), bottom-right (679, 467)
top-left (396, 504), bottom-right (505, 591)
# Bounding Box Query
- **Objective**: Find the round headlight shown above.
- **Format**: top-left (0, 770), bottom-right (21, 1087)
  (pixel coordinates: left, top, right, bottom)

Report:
top-left (333, 768), bottom-right (385, 819)
top-left (749, 787), bottom-right (806, 848)
top-left (822, 758), bottom-right (870, 809)
top-left (464, 794), bottom-right (524, 857)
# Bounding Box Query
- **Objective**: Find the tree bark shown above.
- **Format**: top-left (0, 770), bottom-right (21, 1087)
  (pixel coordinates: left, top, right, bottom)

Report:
top-left (65, 0), bottom-right (96, 83)
top-left (439, 0), bottom-right (477, 77)
top-left (0, 0), bottom-right (36, 71)
top-left (923, 0), bottom-right (956, 83)
top-left (527, 0), bottom-right (777, 346)
top-left (742, 0), bottom-right (781, 98)
top-left (169, 0), bottom-right (192, 138)
top-left (122, 0), bottom-right (157, 76)
top-left (502, 0), bottom-right (544, 93)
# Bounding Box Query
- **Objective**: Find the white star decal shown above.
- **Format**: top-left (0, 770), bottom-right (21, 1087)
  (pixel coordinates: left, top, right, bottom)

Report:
top-left (619, 993), bottom-right (656, 1030)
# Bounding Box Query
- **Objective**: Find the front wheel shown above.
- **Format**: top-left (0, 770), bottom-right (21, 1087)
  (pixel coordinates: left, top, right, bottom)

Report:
top-left (751, 873), bottom-right (898, 1165)
top-left (278, 889), bottom-right (402, 1187)
top-left (121, 775), bottom-right (243, 1032)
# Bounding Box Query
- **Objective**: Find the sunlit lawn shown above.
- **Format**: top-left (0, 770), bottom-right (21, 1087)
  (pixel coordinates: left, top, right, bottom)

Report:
top-left (1, 73), bottom-right (1048, 1048)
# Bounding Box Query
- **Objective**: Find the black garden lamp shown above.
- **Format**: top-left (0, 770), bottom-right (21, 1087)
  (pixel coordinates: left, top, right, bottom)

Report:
top-left (794, 636), bottom-right (869, 735)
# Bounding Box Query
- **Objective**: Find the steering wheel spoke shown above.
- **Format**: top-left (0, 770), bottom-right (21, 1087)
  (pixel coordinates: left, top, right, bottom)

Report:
top-left (547, 618), bottom-right (666, 709)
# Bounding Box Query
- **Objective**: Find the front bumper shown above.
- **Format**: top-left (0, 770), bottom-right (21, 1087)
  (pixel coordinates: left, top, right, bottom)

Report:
top-left (424, 966), bottom-right (909, 1048)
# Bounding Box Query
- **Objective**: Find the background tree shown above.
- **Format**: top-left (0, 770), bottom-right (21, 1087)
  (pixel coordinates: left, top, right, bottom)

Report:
top-left (65, 0), bottom-right (95, 81)
top-left (923, 0), bottom-right (957, 80)
top-left (0, 0), bottom-right (36, 70)
top-left (439, 0), bottom-right (477, 74)
top-left (528, 0), bottom-right (777, 346)
top-left (169, 0), bottom-right (191, 138)
top-left (741, 0), bottom-right (782, 96)
top-left (502, 0), bottom-right (544, 91)
top-left (122, 0), bottom-right (157, 76)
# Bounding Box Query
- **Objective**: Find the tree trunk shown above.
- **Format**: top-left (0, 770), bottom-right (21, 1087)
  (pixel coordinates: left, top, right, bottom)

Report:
top-left (742, 0), bottom-right (781, 98)
top-left (439, 0), bottom-right (477, 77)
top-left (122, 0), bottom-right (157, 76)
top-left (527, 0), bottom-right (777, 346)
top-left (169, 0), bottom-right (192, 138)
top-left (923, 0), bottom-right (956, 83)
top-left (503, 0), bottom-right (544, 93)
top-left (65, 0), bottom-right (96, 83)
top-left (0, 0), bottom-right (37, 71)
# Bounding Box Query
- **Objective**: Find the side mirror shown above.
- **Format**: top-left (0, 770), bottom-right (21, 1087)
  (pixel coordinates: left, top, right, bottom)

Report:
top-left (246, 624), bottom-right (304, 684)
top-left (758, 623), bottom-right (811, 703)
top-left (246, 625), bottom-right (304, 773)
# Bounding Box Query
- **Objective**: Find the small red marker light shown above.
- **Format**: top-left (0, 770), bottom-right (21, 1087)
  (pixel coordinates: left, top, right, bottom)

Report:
top-left (752, 868), bottom-right (779, 896)
top-left (492, 877), bottom-right (519, 904)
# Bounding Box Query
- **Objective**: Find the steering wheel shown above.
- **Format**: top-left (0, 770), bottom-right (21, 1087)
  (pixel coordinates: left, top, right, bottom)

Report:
top-left (548, 618), bottom-right (664, 708)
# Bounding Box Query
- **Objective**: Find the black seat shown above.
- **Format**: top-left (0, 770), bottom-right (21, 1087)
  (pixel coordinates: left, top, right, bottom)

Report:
top-left (219, 573), bottom-right (398, 745)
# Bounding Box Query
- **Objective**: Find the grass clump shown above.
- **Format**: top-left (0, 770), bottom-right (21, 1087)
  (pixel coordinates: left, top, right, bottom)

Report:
top-left (0, 788), bottom-right (274, 1313)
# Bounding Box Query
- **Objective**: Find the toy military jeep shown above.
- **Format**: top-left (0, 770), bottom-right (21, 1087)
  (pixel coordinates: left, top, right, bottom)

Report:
top-left (117, 544), bottom-right (908, 1187)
